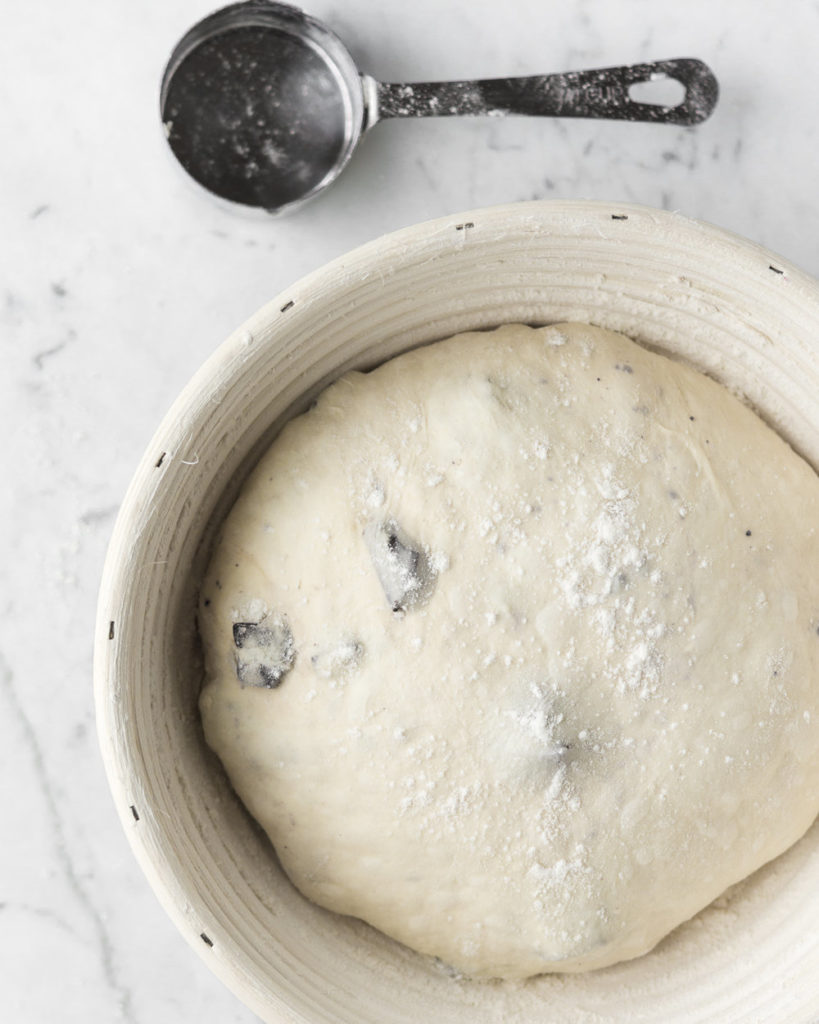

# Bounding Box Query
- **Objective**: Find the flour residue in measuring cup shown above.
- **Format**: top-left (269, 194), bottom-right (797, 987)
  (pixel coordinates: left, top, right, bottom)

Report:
top-left (163, 25), bottom-right (349, 209)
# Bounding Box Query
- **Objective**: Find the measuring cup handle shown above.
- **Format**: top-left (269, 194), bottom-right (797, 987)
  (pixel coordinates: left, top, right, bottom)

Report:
top-left (372, 58), bottom-right (718, 127)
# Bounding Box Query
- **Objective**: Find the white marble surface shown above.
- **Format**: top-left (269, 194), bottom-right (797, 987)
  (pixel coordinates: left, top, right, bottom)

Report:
top-left (2, 0), bottom-right (818, 1020)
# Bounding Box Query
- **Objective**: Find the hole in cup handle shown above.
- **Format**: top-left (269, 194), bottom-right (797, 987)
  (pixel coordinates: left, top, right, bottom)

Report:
top-left (614, 58), bottom-right (719, 125)
top-left (628, 75), bottom-right (687, 108)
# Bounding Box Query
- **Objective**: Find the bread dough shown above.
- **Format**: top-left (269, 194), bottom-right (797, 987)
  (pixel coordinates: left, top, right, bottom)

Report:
top-left (199, 323), bottom-right (819, 979)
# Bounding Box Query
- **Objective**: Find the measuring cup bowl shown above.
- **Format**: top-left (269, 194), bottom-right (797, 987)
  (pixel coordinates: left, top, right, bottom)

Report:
top-left (161, 1), bottom-right (366, 215)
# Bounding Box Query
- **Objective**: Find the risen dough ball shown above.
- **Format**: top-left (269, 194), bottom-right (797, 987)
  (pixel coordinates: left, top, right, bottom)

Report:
top-left (199, 323), bottom-right (819, 978)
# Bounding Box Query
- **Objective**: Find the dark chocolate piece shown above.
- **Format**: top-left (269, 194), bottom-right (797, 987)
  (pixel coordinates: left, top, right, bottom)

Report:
top-left (310, 637), bottom-right (364, 678)
top-left (365, 518), bottom-right (437, 613)
top-left (233, 613), bottom-right (295, 688)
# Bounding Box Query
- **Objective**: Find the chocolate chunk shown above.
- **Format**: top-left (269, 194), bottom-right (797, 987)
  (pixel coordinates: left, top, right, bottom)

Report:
top-left (365, 518), bottom-right (437, 613)
top-left (311, 637), bottom-right (364, 678)
top-left (233, 613), bottom-right (295, 688)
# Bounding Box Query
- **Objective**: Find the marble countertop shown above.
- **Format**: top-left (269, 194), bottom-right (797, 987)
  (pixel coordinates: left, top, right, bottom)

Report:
top-left (2, 0), bottom-right (818, 1020)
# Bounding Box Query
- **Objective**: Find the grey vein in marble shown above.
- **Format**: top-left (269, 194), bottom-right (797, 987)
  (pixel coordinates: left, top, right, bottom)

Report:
top-left (0, 656), bottom-right (137, 1024)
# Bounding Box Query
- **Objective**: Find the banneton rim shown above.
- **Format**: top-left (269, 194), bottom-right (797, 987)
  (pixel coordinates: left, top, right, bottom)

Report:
top-left (95, 201), bottom-right (819, 1024)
